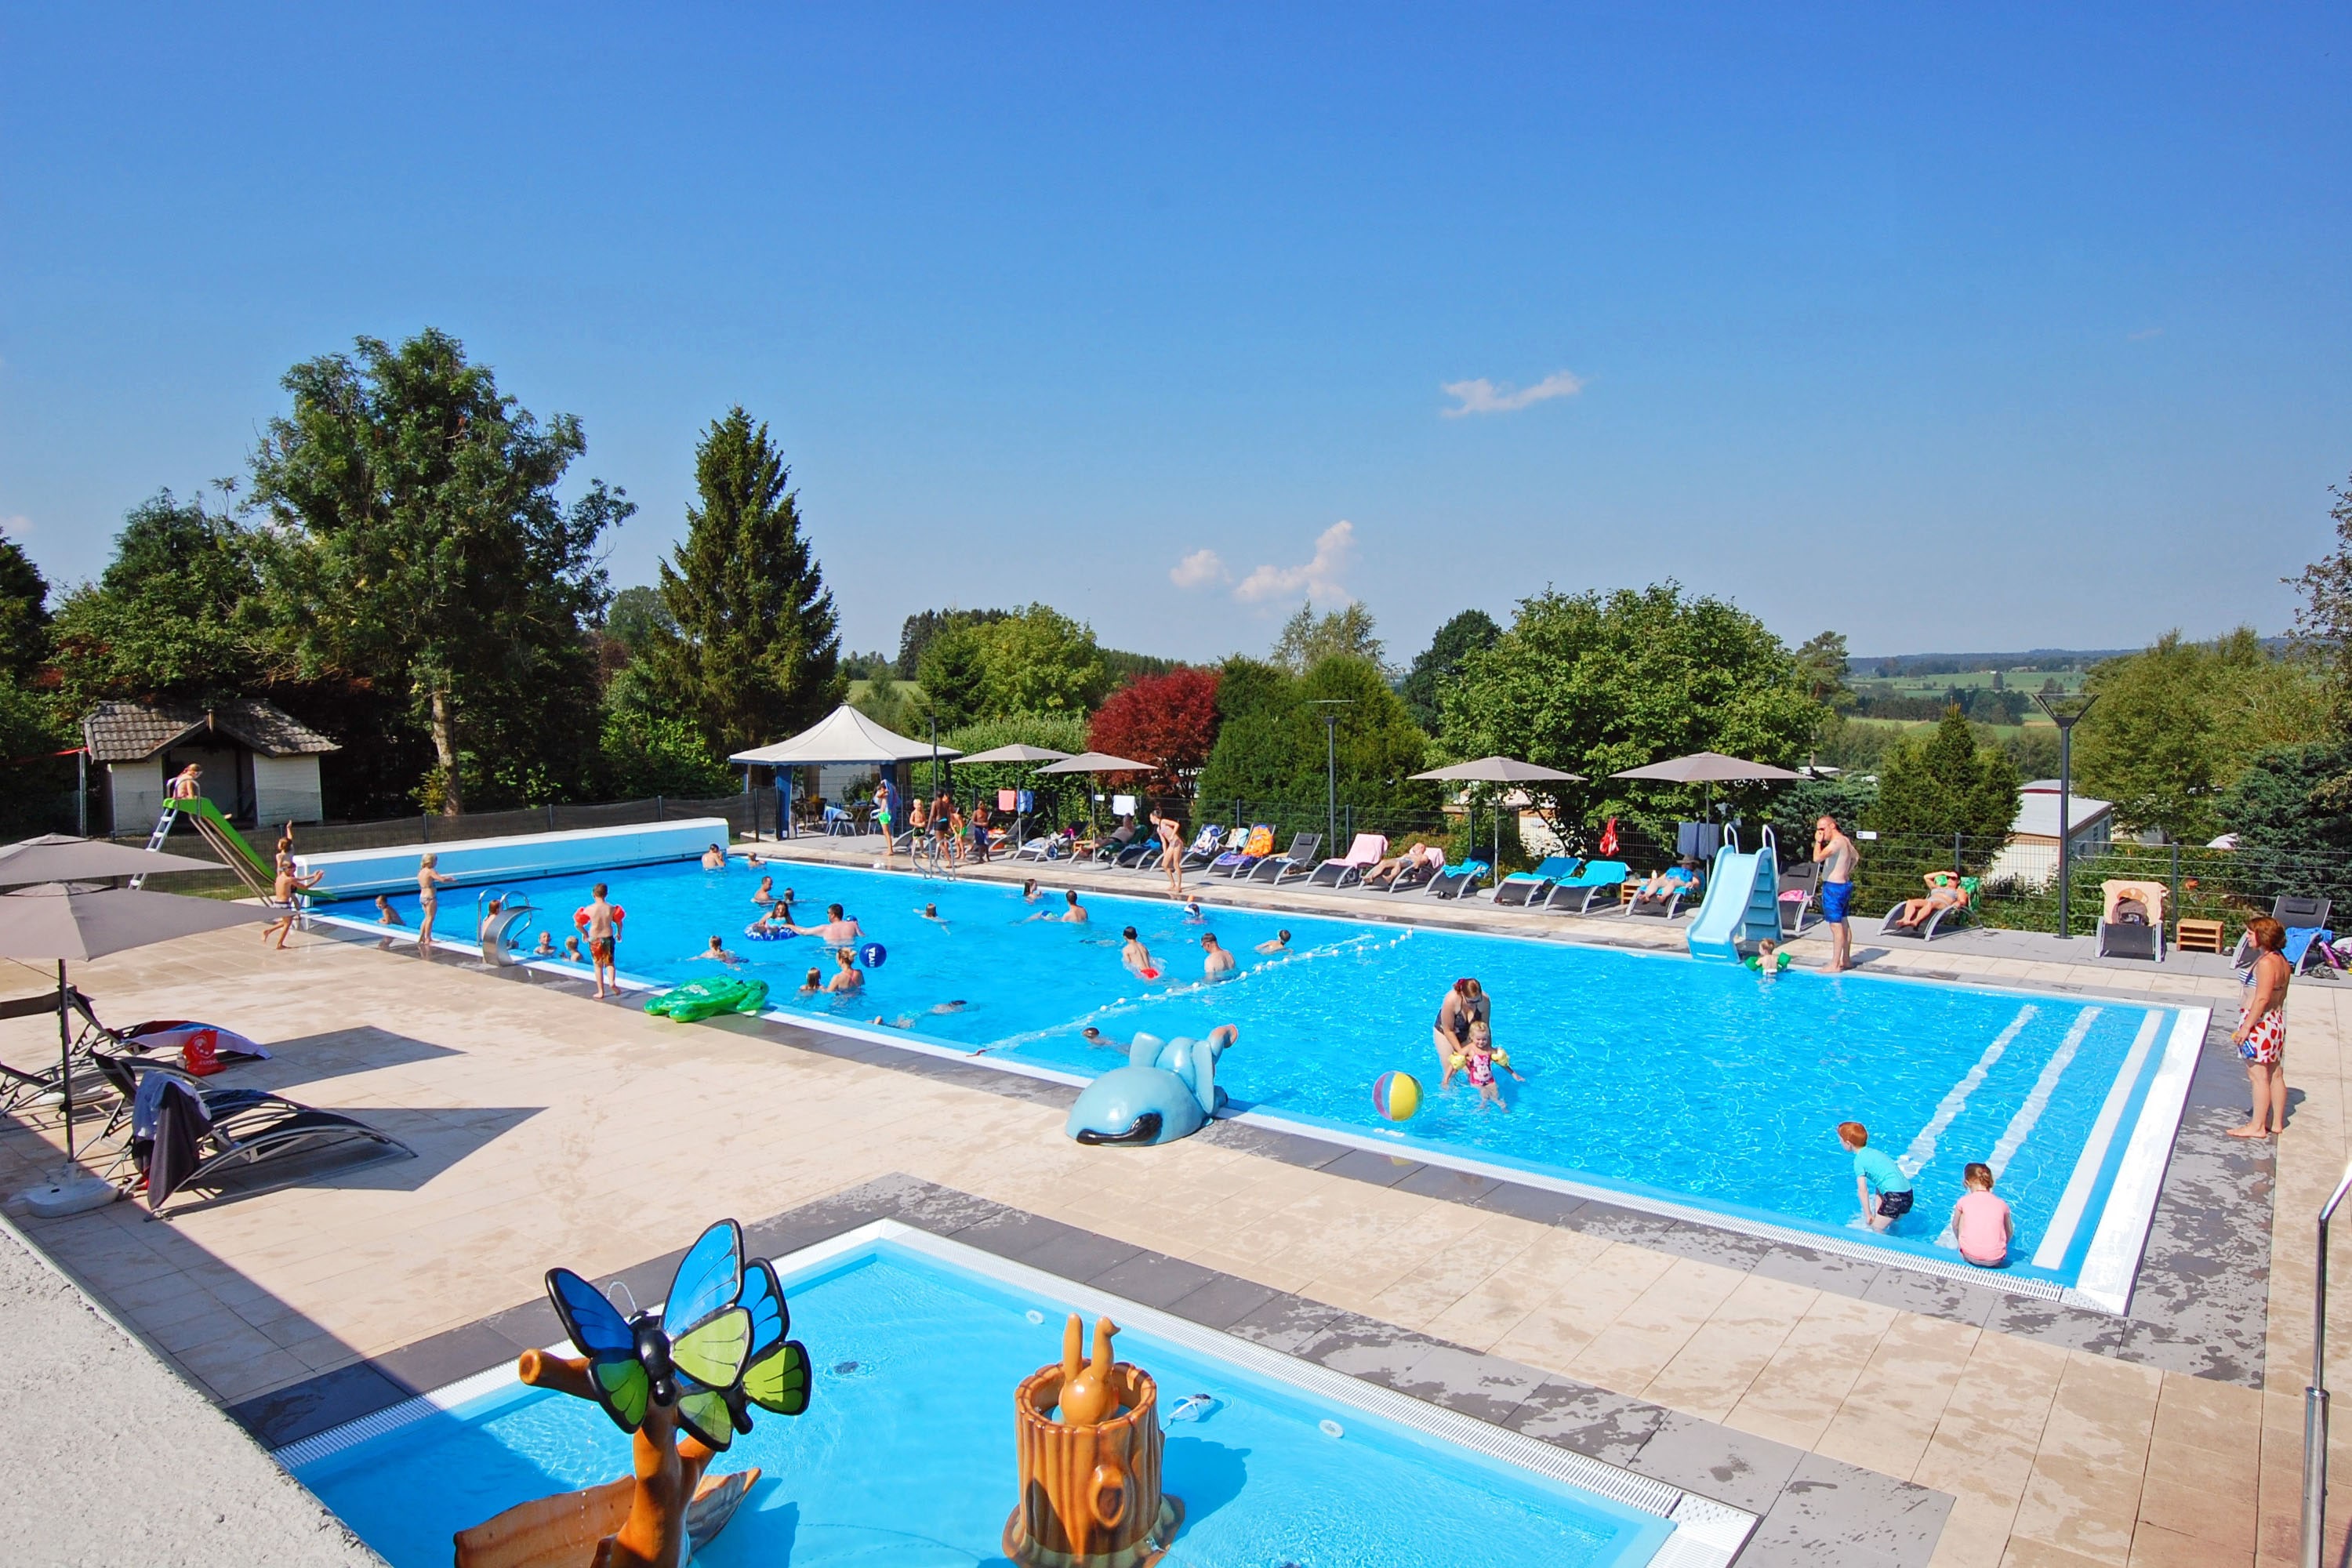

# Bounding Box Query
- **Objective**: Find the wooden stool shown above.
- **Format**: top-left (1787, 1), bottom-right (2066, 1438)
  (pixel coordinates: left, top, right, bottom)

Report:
top-left (2176, 918), bottom-right (2227, 955)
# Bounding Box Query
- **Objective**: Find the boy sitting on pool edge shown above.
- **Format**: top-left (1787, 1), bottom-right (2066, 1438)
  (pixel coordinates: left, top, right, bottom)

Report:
top-left (1838, 1120), bottom-right (1913, 1232)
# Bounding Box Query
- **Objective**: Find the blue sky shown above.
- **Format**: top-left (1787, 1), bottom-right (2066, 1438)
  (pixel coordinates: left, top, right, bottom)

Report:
top-left (2, 4), bottom-right (2345, 665)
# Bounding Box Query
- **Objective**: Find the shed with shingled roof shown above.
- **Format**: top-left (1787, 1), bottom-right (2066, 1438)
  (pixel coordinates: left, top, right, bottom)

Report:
top-left (82, 699), bottom-right (339, 836)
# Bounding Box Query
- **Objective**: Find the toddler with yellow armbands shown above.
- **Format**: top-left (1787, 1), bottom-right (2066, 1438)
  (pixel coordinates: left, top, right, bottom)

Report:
top-left (1450, 1020), bottom-right (1524, 1109)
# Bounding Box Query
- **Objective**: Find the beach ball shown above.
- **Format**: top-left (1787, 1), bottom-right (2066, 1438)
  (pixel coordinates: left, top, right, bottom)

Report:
top-left (1372, 1071), bottom-right (1421, 1122)
top-left (859, 942), bottom-right (887, 968)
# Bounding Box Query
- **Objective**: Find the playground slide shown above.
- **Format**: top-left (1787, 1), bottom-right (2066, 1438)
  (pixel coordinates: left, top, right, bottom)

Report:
top-left (176, 797), bottom-right (273, 880)
top-left (1685, 830), bottom-right (1783, 961)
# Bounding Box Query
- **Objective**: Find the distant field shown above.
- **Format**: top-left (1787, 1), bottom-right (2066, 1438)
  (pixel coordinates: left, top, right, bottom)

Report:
top-left (848, 678), bottom-right (924, 702)
top-left (1856, 670), bottom-right (2088, 698)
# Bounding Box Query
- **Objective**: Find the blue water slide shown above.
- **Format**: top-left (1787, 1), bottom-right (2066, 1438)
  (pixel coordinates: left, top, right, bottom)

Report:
top-left (1686, 827), bottom-right (1783, 960)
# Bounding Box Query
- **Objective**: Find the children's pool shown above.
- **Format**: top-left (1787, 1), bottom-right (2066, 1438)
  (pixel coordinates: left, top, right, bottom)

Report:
top-left (346, 857), bottom-right (2205, 1308)
top-left (285, 1226), bottom-right (1730, 1567)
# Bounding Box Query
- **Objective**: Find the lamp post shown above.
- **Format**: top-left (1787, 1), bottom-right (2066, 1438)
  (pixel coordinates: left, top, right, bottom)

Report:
top-left (1305, 701), bottom-right (1352, 854)
top-left (2033, 692), bottom-right (2098, 938)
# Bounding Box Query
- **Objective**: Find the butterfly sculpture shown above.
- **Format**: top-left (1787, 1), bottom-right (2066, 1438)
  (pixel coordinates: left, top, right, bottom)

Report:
top-left (545, 1218), bottom-right (812, 1452)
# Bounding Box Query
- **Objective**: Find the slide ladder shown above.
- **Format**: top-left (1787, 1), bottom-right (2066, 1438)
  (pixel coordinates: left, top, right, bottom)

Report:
top-left (130, 797), bottom-right (274, 897)
top-left (1685, 826), bottom-right (1783, 961)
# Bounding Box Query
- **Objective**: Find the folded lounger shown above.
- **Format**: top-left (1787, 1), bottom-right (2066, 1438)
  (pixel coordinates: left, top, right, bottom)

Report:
top-left (1542, 860), bottom-right (1628, 913)
top-left (1492, 855), bottom-right (1581, 908)
top-left (2096, 879), bottom-right (2168, 963)
top-left (1212, 826), bottom-right (1277, 878)
top-left (1427, 858), bottom-right (1493, 899)
top-left (1246, 832), bottom-right (1323, 884)
top-left (1306, 833), bottom-right (1389, 889)
top-left (1880, 877), bottom-right (1978, 941)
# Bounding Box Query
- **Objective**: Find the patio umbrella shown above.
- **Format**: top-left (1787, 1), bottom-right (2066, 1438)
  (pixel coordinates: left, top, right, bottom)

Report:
top-left (1033, 751), bottom-right (1155, 774)
top-left (1410, 757), bottom-right (1586, 866)
top-left (1610, 751), bottom-right (1807, 823)
top-left (0, 883), bottom-right (270, 1211)
top-left (0, 833), bottom-right (221, 888)
top-left (954, 743), bottom-right (1074, 765)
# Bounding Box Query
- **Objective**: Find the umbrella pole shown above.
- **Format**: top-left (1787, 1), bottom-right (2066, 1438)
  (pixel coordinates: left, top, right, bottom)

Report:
top-left (55, 960), bottom-right (72, 1164)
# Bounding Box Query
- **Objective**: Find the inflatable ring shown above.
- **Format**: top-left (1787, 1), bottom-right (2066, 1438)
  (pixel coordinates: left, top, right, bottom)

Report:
top-left (858, 942), bottom-right (887, 968)
top-left (743, 921), bottom-right (795, 942)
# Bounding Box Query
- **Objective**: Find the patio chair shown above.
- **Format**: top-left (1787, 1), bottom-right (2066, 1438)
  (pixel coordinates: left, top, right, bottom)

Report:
top-left (1248, 832), bottom-right (1323, 884)
top-left (1426, 858), bottom-right (1492, 899)
top-left (1306, 833), bottom-right (1389, 888)
top-left (820, 804), bottom-right (858, 837)
top-left (1210, 825), bottom-right (1276, 878)
top-left (1777, 861), bottom-right (1820, 935)
top-left (1492, 855), bottom-right (1579, 908)
top-left (1881, 875), bottom-right (1978, 942)
top-left (1179, 825), bottom-right (1232, 869)
top-left (2096, 880), bottom-right (2168, 963)
top-left (1541, 860), bottom-right (1628, 913)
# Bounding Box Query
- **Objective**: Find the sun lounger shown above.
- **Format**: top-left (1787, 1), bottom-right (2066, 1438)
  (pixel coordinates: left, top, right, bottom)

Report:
top-left (1011, 833), bottom-right (1063, 862)
top-left (1112, 833), bottom-right (1161, 868)
top-left (2096, 880), bottom-right (2168, 962)
top-left (135, 1082), bottom-right (414, 1214)
top-left (1622, 875), bottom-right (1695, 919)
top-left (1881, 877), bottom-right (1978, 942)
top-left (1427, 858), bottom-right (1492, 899)
top-left (1493, 855), bottom-right (1579, 908)
top-left (1542, 860), bottom-right (1628, 913)
top-left (1380, 850), bottom-right (1446, 895)
top-left (1306, 833), bottom-right (1389, 888)
top-left (1777, 861), bottom-right (1820, 935)
top-left (2282, 926), bottom-right (2338, 976)
top-left (1249, 832), bottom-right (1323, 884)
top-left (1087, 822), bottom-right (1143, 863)
top-left (1211, 825), bottom-right (1276, 878)
top-left (1180, 826), bottom-right (1232, 869)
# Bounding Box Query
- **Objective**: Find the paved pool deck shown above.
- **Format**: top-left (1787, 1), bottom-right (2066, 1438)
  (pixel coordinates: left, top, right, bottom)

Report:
top-left (0, 836), bottom-right (2336, 1567)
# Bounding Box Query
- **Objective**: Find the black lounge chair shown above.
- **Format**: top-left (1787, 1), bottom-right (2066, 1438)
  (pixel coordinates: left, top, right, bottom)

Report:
top-left (1179, 826), bottom-right (1232, 870)
top-left (1247, 833), bottom-right (1323, 884)
top-left (1622, 880), bottom-right (1693, 920)
top-left (1494, 856), bottom-right (1579, 908)
top-left (1382, 855), bottom-right (1444, 895)
top-left (1306, 834), bottom-right (1388, 888)
top-left (1881, 877), bottom-right (1976, 942)
top-left (1087, 822), bottom-right (1142, 863)
top-left (2096, 880), bottom-right (2168, 963)
top-left (1541, 861), bottom-right (1628, 913)
top-left (1777, 862), bottom-right (1820, 935)
top-left (135, 1080), bottom-right (413, 1214)
top-left (1426, 858), bottom-right (1491, 899)
top-left (89, 1051), bottom-right (295, 1150)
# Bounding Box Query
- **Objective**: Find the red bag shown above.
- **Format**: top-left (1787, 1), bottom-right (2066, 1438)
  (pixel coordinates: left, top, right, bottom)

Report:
top-left (1598, 817), bottom-right (1620, 858)
top-left (180, 1028), bottom-right (222, 1076)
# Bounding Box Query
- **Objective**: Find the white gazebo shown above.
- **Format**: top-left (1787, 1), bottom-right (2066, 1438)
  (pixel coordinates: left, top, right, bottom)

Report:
top-left (729, 706), bottom-right (960, 837)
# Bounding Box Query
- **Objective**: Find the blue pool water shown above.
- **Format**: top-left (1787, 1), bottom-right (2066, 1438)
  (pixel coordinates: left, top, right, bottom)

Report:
top-left (362, 859), bottom-right (2191, 1287)
top-left (292, 1239), bottom-right (1675, 1566)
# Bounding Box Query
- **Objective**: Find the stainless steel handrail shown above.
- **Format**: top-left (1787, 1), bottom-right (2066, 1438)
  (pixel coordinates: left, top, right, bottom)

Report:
top-left (2304, 1159), bottom-right (2352, 1568)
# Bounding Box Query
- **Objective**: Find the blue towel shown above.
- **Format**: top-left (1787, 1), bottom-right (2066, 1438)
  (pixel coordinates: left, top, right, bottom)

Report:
top-left (2286, 926), bottom-right (2335, 968)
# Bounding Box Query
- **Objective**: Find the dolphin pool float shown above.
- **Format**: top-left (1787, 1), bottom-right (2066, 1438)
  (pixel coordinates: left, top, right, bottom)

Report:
top-left (1065, 1030), bottom-right (1231, 1146)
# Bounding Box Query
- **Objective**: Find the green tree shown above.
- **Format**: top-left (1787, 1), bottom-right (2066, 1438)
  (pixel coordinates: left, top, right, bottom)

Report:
top-left (2218, 741), bottom-right (2352, 906)
top-left (1272, 601), bottom-right (1385, 675)
top-left (249, 328), bottom-right (629, 813)
top-left (1793, 632), bottom-right (1853, 771)
top-left (915, 624), bottom-right (991, 729)
top-left (2291, 470), bottom-right (2352, 728)
top-left (898, 607), bottom-right (1009, 677)
top-left (1399, 608), bottom-right (1501, 731)
top-left (972, 603), bottom-right (1105, 715)
top-left (1196, 654), bottom-right (1432, 824)
top-left (642, 407), bottom-right (844, 757)
top-left (603, 585), bottom-right (674, 656)
top-left (1439, 583), bottom-right (1822, 841)
top-left (0, 524), bottom-right (50, 684)
top-left (943, 711), bottom-right (1091, 823)
top-left (597, 710), bottom-right (735, 798)
top-left (49, 490), bottom-right (267, 711)
top-left (1862, 706), bottom-right (2021, 886)
top-left (2072, 628), bottom-right (2328, 841)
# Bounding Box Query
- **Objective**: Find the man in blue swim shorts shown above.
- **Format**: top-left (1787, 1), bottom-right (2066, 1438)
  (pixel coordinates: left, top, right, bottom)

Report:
top-left (1814, 815), bottom-right (1857, 972)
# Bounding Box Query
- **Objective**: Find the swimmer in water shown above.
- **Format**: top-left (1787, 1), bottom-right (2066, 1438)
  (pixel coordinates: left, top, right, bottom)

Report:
top-left (1255, 929), bottom-right (1291, 956)
top-left (1080, 1026), bottom-right (1130, 1052)
top-left (753, 876), bottom-right (775, 906)
top-left (875, 1000), bottom-right (970, 1029)
top-left (1121, 925), bottom-right (1156, 976)
top-left (1200, 931), bottom-right (1236, 980)
top-left (694, 935), bottom-right (746, 966)
top-left (1022, 878), bottom-right (1043, 902)
top-left (1062, 889), bottom-right (1088, 924)
top-left (826, 947), bottom-right (863, 994)
top-left (798, 966), bottom-right (823, 993)
top-left (702, 843), bottom-right (727, 871)
top-left (916, 902), bottom-right (950, 930)
top-left (1183, 898), bottom-right (1205, 922)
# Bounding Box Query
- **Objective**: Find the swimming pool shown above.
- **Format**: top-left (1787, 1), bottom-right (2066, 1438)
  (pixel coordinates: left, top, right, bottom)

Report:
top-left (335, 855), bottom-right (2206, 1311)
top-left (282, 1223), bottom-right (1748, 1566)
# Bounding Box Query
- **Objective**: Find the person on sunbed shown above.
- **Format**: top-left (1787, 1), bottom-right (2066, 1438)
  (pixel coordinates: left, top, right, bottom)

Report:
top-left (1363, 844), bottom-right (1443, 888)
top-left (1634, 861), bottom-right (1700, 900)
top-left (1891, 871), bottom-right (1970, 929)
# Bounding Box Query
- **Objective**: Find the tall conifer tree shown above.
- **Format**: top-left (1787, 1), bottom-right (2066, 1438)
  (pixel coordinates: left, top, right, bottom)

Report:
top-left (649, 408), bottom-right (845, 753)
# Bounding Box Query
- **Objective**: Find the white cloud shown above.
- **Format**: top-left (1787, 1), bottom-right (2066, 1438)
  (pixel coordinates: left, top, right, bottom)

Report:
top-left (1439, 369), bottom-right (1585, 418)
top-left (0, 514), bottom-right (30, 538)
top-left (1234, 519), bottom-right (1356, 604)
top-left (2127, 327), bottom-right (2164, 342)
top-left (1169, 548), bottom-right (1228, 590)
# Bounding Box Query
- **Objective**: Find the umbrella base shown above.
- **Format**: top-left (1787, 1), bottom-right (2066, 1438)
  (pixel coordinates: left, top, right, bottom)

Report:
top-left (19, 1171), bottom-right (118, 1218)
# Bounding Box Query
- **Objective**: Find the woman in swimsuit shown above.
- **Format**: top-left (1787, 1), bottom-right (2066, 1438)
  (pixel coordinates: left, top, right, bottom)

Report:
top-left (874, 782), bottom-right (895, 862)
top-left (1434, 978), bottom-right (1490, 1087)
top-left (2229, 916), bottom-right (2292, 1138)
top-left (415, 854), bottom-right (456, 956)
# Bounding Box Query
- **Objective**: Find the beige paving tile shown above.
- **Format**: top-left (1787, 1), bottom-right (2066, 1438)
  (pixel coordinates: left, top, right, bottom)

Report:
top-left (1565, 1254), bottom-right (1746, 1397)
top-left (1816, 1310), bottom-right (1981, 1479)
top-left (1723, 1290), bottom-right (1899, 1450)
top-left (1640, 1269), bottom-right (1814, 1422)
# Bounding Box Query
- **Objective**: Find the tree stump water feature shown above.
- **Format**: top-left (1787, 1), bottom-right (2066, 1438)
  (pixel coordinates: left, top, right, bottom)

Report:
top-left (1003, 1316), bottom-right (1184, 1568)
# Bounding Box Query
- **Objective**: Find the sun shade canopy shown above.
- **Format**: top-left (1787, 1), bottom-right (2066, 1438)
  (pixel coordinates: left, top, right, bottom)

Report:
top-left (1033, 751), bottom-right (1156, 775)
top-left (1410, 757), bottom-right (1585, 783)
top-left (953, 743), bottom-right (1076, 765)
top-left (0, 883), bottom-right (270, 963)
top-left (728, 705), bottom-right (960, 767)
top-left (1610, 751), bottom-right (1806, 783)
top-left (0, 834), bottom-right (222, 889)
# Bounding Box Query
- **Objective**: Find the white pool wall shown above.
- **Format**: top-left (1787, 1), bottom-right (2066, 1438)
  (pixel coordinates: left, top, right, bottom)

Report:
top-left (295, 816), bottom-right (732, 900)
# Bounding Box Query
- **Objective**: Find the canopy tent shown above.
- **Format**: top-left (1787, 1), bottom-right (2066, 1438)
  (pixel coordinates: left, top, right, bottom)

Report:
top-left (728, 706), bottom-right (961, 839)
top-left (0, 880), bottom-right (271, 1214)
top-left (728, 705), bottom-right (960, 767)
top-left (1411, 757), bottom-right (1586, 869)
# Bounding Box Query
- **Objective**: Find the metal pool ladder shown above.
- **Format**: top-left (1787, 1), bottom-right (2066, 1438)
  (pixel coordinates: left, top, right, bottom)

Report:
top-left (2304, 1159), bottom-right (2352, 1567)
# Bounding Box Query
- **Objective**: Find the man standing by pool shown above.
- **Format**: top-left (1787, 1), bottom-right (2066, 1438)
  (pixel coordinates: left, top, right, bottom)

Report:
top-left (1814, 815), bottom-right (1858, 973)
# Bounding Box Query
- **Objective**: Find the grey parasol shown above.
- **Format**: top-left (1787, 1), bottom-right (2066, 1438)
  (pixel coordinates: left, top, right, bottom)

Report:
top-left (1033, 751), bottom-right (1156, 775)
top-left (0, 833), bottom-right (222, 889)
top-left (954, 743), bottom-right (1076, 765)
top-left (1411, 758), bottom-right (1586, 868)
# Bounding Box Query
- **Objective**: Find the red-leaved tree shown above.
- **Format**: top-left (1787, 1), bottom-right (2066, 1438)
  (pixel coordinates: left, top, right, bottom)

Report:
top-left (1088, 667), bottom-right (1221, 798)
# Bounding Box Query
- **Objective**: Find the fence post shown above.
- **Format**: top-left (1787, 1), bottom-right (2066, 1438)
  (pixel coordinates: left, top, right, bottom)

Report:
top-left (547, 803), bottom-right (557, 833)
top-left (421, 812), bottom-right (430, 844)
top-left (656, 795), bottom-right (666, 822)
top-left (2171, 840), bottom-right (2181, 932)
top-left (1954, 833), bottom-right (1963, 877)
